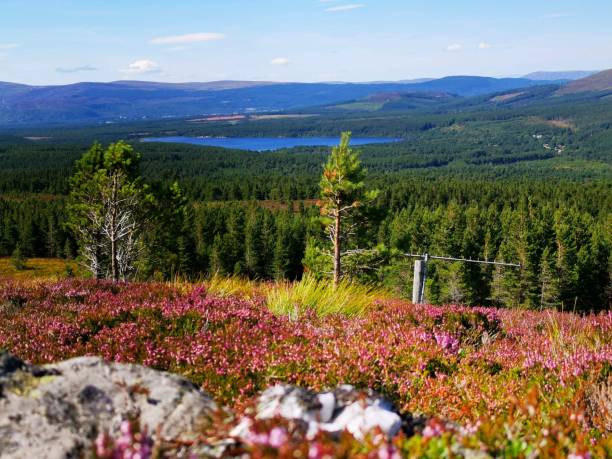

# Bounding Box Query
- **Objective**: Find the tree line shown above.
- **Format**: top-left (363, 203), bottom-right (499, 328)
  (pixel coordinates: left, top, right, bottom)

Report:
top-left (1, 138), bottom-right (609, 311)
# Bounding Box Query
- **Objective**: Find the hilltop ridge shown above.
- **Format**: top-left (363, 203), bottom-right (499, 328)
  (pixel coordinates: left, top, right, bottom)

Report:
top-left (0, 75), bottom-right (560, 127)
top-left (556, 68), bottom-right (612, 95)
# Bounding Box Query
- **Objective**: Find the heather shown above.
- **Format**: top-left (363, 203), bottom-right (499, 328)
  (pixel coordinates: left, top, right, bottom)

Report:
top-left (1, 278), bottom-right (611, 457)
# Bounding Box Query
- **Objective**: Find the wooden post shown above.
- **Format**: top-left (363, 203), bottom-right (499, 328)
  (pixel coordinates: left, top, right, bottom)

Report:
top-left (412, 259), bottom-right (425, 304)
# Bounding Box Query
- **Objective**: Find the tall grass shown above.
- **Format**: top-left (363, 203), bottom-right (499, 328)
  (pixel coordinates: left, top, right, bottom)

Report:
top-left (204, 273), bottom-right (264, 299)
top-left (266, 275), bottom-right (385, 317)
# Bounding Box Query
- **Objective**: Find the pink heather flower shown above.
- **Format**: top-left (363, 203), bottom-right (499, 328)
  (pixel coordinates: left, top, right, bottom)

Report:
top-left (434, 332), bottom-right (460, 354)
top-left (94, 432), bottom-right (112, 457)
top-left (418, 331), bottom-right (431, 341)
top-left (308, 443), bottom-right (325, 459)
top-left (268, 427), bottom-right (288, 448)
top-left (422, 420), bottom-right (445, 439)
top-left (246, 430), bottom-right (270, 445)
top-left (377, 444), bottom-right (401, 459)
top-left (120, 420), bottom-right (132, 436)
top-left (568, 453), bottom-right (591, 459)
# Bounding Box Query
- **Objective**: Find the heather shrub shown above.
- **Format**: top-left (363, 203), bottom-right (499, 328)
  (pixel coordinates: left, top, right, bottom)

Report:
top-left (0, 278), bottom-right (610, 457)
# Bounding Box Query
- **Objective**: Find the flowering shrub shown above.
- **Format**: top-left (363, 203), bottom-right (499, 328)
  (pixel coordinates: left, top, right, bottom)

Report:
top-left (0, 279), bottom-right (611, 457)
top-left (94, 420), bottom-right (153, 459)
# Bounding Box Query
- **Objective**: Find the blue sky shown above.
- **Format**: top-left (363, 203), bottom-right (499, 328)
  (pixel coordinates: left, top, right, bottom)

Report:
top-left (1, 0), bottom-right (611, 85)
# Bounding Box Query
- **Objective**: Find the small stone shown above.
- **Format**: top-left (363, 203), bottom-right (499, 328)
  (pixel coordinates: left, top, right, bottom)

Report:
top-left (317, 392), bottom-right (335, 423)
top-left (252, 384), bottom-right (404, 442)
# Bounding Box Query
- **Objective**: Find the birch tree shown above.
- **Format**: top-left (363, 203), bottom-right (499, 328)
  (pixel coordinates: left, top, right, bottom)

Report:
top-left (67, 142), bottom-right (150, 281)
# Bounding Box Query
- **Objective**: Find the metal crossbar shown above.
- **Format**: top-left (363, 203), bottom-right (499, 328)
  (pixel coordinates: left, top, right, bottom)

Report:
top-left (403, 253), bottom-right (521, 268)
top-left (402, 252), bottom-right (521, 304)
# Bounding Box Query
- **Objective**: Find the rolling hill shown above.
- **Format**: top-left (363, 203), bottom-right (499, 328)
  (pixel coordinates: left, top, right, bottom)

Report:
top-left (0, 76), bottom-right (560, 127)
top-left (556, 68), bottom-right (612, 95)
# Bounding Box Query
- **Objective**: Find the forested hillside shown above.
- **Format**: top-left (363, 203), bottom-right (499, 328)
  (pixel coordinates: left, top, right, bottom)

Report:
top-left (1, 85), bottom-right (610, 311)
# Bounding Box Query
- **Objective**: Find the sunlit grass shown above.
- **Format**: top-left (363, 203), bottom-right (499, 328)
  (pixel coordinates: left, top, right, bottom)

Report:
top-left (0, 257), bottom-right (81, 280)
top-left (543, 308), bottom-right (602, 354)
top-left (266, 275), bottom-right (386, 317)
top-left (203, 273), bottom-right (264, 299)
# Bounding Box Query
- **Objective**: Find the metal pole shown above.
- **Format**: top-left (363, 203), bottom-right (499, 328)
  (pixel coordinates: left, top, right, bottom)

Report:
top-left (420, 253), bottom-right (429, 304)
top-left (412, 259), bottom-right (424, 304)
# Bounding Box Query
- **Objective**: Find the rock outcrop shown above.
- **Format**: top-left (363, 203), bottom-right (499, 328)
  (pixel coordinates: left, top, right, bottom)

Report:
top-left (0, 353), bottom-right (417, 458)
top-left (0, 352), bottom-right (217, 459)
top-left (232, 384), bottom-right (403, 441)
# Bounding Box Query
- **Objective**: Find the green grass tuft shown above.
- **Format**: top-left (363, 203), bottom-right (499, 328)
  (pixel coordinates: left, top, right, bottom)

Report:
top-left (266, 275), bottom-right (384, 317)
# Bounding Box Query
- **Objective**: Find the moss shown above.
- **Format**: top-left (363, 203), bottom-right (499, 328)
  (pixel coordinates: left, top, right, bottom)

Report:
top-left (5, 371), bottom-right (57, 397)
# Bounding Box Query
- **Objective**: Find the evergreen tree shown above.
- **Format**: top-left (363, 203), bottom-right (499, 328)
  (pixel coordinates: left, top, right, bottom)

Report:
top-left (554, 208), bottom-right (580, 308)
top-left (11, 244), bottom-right (27, 271)
top-left (539, 247), bottom-right (561, 309)
top-left (318, 132), bottom-right (376, 286)
top-left (245, 209), bottom-right (265, 278)
top-left (209, 234), bottom-right (226, 275)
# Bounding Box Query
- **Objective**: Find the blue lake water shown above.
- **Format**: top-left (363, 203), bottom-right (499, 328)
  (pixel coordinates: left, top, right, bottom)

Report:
top-left (141, 136), bottom-right (401, 152)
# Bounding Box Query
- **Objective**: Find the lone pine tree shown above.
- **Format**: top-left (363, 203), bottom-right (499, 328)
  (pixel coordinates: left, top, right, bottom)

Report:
top-left (318, 132), bottom-right (377, 286)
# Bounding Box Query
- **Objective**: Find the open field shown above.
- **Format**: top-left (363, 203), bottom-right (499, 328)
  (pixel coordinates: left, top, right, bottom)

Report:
top-left (0, 257), bottom-right (81, 280)
top-left (1, 278), bottom-right (610, 457)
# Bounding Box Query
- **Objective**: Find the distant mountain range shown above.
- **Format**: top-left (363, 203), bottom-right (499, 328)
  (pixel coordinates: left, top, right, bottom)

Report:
top-left (0, 70), bottom-right (609, 127)
top-left (523, 70), bottom-right (598, 81)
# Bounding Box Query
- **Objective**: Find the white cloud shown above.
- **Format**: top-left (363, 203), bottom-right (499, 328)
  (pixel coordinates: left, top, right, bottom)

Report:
top-left (325, 4), bottom-right (365, 12)
top-left (151, 32), bottom-right (225, 45)
top-left (446, 43), bottom-right (463, 52)
top-left (0, 43), bottom-right (19, 50)
top-left (56, 64), bottom-right (97, 74)
top-left (270, 57), bottom-right (290, 66)
top-left (478, 42), bottom-right (492, 49)
top-left (121, 59), bottom-right (161, 75)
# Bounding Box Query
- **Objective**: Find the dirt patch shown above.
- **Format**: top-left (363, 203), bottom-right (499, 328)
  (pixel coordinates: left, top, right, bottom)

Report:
top-left (490, 92), bottom-right (524, 102)
top-left (528, 116), bottom-right (576, 131)
top-left (187, 115), bottom-right (246, 123)
top-left (250, 114), bottom-right (316, 120)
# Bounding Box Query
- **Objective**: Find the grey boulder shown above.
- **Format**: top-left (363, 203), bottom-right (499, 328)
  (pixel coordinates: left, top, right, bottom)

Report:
top-left (0, 353), bottom-right (217, 459)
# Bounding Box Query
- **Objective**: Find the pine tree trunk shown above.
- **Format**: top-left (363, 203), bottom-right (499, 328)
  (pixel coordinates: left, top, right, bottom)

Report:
top-left (333, 211), bottom-right (341, 287)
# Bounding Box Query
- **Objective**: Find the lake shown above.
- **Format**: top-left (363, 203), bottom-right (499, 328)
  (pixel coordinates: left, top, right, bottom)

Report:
top-left (140, 136), bottom-right (401, 151)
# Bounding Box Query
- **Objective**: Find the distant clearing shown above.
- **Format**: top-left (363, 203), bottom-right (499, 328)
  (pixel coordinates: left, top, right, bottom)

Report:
top-left (442, 123), bottom-right (466, 132)
top-left (490, 92), bottom-right (525, 102)
top-left (0, 258), bottom-right (81, 280)
top-left (250, 114), bottom-right (316, 120)
top-left (528, 116), bottom-right (576, 131)
top-left (188, 115), bottom-right (246, 123)
top-left (329, 102), bottom-right (384, 111)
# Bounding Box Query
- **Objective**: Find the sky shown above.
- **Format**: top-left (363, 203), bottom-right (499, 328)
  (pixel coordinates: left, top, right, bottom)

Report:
top-left (1, 0), bottom-right (611, 85)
